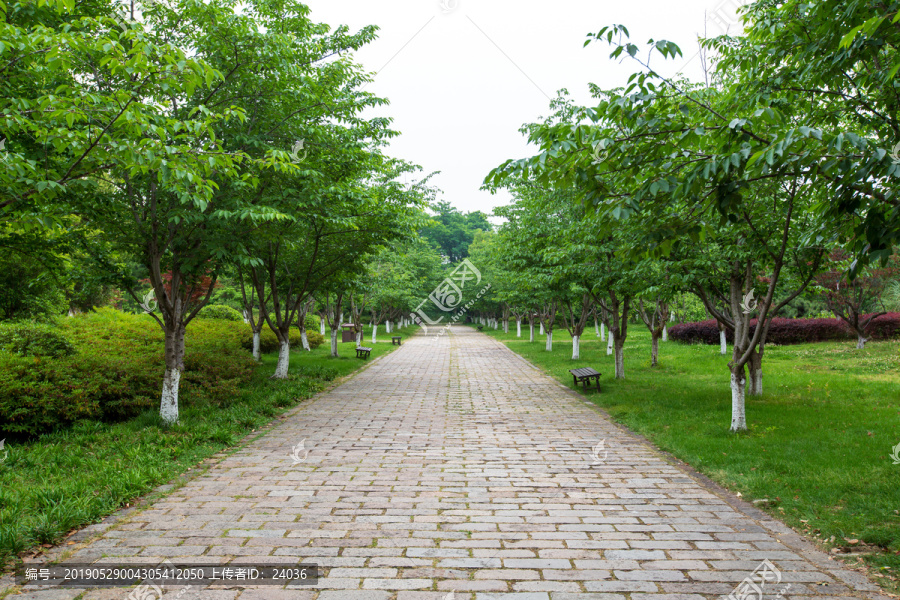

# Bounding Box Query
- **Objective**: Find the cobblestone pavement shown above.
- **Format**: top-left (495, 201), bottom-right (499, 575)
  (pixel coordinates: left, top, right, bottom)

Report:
top-left (6, 327), bottom-right (891, 600)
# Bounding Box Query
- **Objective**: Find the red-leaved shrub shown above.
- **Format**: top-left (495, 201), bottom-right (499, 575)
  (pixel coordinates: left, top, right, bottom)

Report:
top-left (669, 313), bottom-right (900, 345)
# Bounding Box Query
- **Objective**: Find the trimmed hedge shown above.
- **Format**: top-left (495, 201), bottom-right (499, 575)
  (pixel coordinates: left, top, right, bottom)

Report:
top-left (0, 309), bottom-right (256, 435)
top-left (669, 313), bottom-right (900, 346)
top-left (198, 304), bottom-right (244, 321)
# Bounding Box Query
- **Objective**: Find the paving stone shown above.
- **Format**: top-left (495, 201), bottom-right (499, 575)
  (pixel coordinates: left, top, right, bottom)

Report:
top-left (1, 327), bottom-right (889, 600)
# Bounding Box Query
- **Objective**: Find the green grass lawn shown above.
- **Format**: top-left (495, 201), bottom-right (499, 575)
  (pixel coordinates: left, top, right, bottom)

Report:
top-left (473, 322), bottom-right (900, 593)
top-left (0, 325), bottom-right (417, 569)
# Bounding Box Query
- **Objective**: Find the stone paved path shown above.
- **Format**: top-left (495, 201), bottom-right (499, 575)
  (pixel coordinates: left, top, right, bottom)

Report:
top-left (7, 327), bottom-right (891, 600)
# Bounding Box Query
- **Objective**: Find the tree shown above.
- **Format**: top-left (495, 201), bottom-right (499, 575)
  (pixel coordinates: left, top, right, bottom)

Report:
top-left (65, 0), bottom-right (389, 422)
top-left (485, 53), bottom-right (827, 425)
top-left (818, 250), bottom-right (899, 349)
top-left (718, 0), bottom-right (900, 270)
top-left (636, 264), bottom-right (673, 368)
top-left (420, 201), bottom-right (493, 262)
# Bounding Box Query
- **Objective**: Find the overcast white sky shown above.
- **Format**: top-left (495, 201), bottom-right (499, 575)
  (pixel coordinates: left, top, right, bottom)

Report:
top-left (302, 0), bottom-right (743, 216)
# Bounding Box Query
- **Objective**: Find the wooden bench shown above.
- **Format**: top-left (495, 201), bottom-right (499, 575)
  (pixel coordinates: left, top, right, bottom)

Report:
top-left (391, 336), bottom-right (402, 345)
top-left (569, 367), bottom-right (601, 390)
top-left (356, 347), bottom-right (372, 359)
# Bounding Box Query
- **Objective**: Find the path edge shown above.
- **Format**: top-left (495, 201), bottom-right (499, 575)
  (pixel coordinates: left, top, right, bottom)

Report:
top-left (466, 326), bottom-right (895, 600)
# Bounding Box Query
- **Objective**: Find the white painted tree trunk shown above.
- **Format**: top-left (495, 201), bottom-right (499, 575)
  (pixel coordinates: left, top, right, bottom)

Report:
top-left (372, 324), bottom-right (378, 343)
top-left (607, 331), bottom-right (614, 355)
top-left (600, 323), bottom-right (606, 342)
top-left (516, 319), bottom-right (521, 337)
top-left (385, 320), bottom-right (391, 333)
top-left (355, 331), bottom-right (362, 347)
top-left (730, 370), bottom-right (748, 431)
top-left (242, 310), bottom-right (250, 324)
top-left (330, 329), bottom-right (339, 357)
top-left (160, 368), bottom-right (181, 425)
top-left (595, 317), bottom-right (600, 337)
top-left (300, 330), bottom-right (310, 351)
top-left (339, 312), bottom-right (344, 324)
top-left (252, 331), bottom-right (261, 361)
top-left (614, 342), bottom-right (625, 379)
top-left (857, 335), bottom-right (867, 349)
top-left (320, 319), bottom-right (326, 335)
top-left (539, 322), bottom-right (545, 335)
top-left (572, 335), bottom-right (580, 360)
top-left (662, 326), bottom-right (668, 342)
top-left (720, 330), bottom-right (727, 355)
top-left (273, 341), bottom-right (291, 378)
top-left (529, 322), bottom-right (534, 342)
top-left (545, 330), bottom-right (553, 351)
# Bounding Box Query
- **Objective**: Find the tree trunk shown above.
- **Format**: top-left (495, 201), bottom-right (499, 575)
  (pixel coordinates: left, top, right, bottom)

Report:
top-left (662, 326), bottom-right (668, 342)
top-left (320, 319), bottom-right (326, 336)
top-left (516, 319), bottom-right (521, 337)
top-left (607, 331), bottom-right (614, 355)
top-left (160, 368), bottom-right (181, 425)
top-left (600, 323), bottom-right (606, 342)
top-left (650, 333), bottom-right (660, 367)
top-left (540, 322), bottom-right (545, 335)
top-left (720, 329), bottom-right (727, 355)
top-left (330, 329), bottom-right (339, 357)
top-left (160, 325), bottom-right (186, 425)
top-left (614, 336), bottom-right (625, 379)
top-left (572, 334), bottom-right (580, 360)
top-left (595, 316), bottom-right (600, 337)
top-left (356, 331), bottom-right (362, 348)
top-left (747, 349), bottom-right (763, 395)
top-left (857, 334), bottom-right (867, 349)
top-left (730, 366), bottom-right (748, 431)
top-left (300, 330), bottom-right (310, 351)
top-left (545, 330), bottom-right (553, 351)
top-left (503, 318), bottom-right (509, 333)
top-left (252, 329), bottom-right (261, 361)
top-left (529, 320), bottom-right (534, 342)
top-left (273, 341), bottom-right (291, 379)
top-left (372, 323), bottom-right (378, 343)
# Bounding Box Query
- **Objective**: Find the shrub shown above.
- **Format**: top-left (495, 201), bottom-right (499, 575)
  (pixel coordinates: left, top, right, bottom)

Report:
top-left (0, 321), bottom-right (76, 358)
top-left (198, 304), bottom-right (244, 321)
top-left (305, 329), bottom-right (324, 350)
top-left (669, 313), bottom-right (900, 346)
top-left (241, 327), bottom-right (304, 354)
top-left (304, 313), bottom-right (320, 331)
top-left (0, 309), bottom-right (256, 435)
